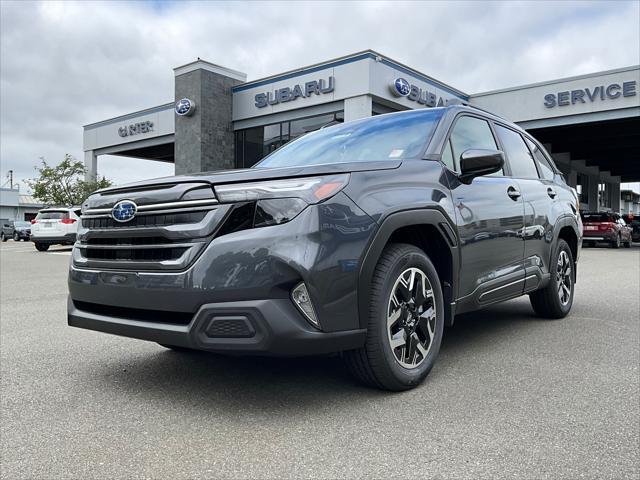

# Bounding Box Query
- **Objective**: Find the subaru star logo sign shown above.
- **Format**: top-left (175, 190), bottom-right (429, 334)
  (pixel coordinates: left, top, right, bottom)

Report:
top-left (390, 78), bottom-right (411, 97)
top-left (111, 200), bottom-right (137, 223)
top-left (175, 98), bottom-right (196, 116)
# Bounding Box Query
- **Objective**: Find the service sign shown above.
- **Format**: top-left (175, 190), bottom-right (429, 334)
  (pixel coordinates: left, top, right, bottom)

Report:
top-left (544, 80), bottom-right (637, 108)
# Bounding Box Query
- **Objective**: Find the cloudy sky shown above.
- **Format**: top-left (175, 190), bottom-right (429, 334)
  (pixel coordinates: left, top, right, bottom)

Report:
top-left (1, 0), bottom-right (639, 191)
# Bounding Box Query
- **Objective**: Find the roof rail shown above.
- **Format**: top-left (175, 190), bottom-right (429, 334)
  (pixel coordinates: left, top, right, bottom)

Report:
top-left (450, 101), bottom-right (509, 121)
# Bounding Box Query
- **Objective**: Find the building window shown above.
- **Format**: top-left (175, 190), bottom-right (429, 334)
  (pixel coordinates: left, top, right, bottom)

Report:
top-left (234, 111), bottom-right (344, 168)
top-left (598, 182), bottom-right (611, 209)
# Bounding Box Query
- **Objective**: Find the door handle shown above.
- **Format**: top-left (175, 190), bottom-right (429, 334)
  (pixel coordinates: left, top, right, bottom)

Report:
top-left (547, 187), bottom-right (557, 199)
top-left (507, 186), bottom-right (521, 201)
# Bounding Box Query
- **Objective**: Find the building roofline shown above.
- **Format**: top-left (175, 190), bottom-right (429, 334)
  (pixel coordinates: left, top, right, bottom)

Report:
top-left (173, 59), bottom-right (247, 82)
top-left (83, 102), bottom-right (174, 129)
top-left (471, 65), bottom-right (640, 98)
top-left (231, 49), bottom-right (469, 99)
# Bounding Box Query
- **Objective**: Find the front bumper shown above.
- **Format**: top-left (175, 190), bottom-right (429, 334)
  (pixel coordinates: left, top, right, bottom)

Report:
top-left (68, 192), bottom-right (377, 353)
top-left (68, 296), bottom-right (366, 356)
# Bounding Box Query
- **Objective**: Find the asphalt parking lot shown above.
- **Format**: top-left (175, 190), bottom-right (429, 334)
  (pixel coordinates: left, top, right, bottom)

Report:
top-left (1, 240), bottom-right (638, 479)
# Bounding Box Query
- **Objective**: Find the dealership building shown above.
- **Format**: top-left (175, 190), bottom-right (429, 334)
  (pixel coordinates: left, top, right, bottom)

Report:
top-left (83, 50), bottom-right (639, 212)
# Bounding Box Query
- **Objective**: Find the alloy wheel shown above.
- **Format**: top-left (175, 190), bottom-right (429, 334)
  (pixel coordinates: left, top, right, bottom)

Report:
top-left (387, 267), bottom-right (437, 369)
top-left (556, 250), bottom-right (572, 306)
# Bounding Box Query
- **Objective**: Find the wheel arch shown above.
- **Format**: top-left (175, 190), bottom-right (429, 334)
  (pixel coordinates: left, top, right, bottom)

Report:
top-left (358, 208), bottom-right (460, 329)
top-left (555, 216), bottom-right (581, 282)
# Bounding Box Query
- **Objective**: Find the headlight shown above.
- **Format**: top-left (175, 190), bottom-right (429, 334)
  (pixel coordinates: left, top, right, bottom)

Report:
top-left (214, 174), bottom-right (350, 231)
top-left (214, 174), bottom-right (350, 204)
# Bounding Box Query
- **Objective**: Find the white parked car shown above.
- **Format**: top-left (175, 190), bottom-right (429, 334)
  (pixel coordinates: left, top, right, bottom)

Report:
top-left (30, 208), bottom-right (81, 251)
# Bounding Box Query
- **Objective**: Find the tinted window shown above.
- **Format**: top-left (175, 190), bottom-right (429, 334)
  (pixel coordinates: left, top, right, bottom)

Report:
top-left (495, 125), bottom-right (539, 178)
top-left (441, 139), bottom-right (455, 171)
top-left (450, 116), bottom-right (497, 158)
top-left (256, 109), bottom-right (444, 168)
top-left (525, 138), bottom-right (555, 180)
top-left (449, 116), bottom-right (501, 175)
top-left (36, 210), bottom-right (68, 220)
top-left (582, 213), bottom-right (613, 222)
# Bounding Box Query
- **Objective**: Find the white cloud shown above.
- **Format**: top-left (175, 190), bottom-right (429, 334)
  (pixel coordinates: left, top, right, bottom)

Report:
top-left (1, 0), bottom-right (638, 188)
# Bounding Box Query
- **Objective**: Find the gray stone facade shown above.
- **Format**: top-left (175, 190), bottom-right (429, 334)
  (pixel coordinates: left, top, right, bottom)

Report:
top-left (174, 69), bottom-right (242, 174)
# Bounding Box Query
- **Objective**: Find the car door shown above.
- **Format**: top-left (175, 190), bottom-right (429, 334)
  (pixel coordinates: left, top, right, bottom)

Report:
top-left (443, 114), bottom-right (525, 310)
top-left (493, 124), bottom-right (555, 290)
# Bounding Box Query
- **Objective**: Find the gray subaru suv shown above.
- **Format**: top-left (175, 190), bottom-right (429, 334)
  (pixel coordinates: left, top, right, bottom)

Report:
top-left (68, 105), bottom-right (582, 390)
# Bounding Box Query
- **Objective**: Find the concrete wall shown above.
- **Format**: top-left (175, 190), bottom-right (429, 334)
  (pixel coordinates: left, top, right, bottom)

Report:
top-left (174, 67), bottom-right (244, 174)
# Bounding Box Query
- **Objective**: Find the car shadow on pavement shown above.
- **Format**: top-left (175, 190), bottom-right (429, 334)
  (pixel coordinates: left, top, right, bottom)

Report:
top-left (91, 299), bottom-right (545, 413)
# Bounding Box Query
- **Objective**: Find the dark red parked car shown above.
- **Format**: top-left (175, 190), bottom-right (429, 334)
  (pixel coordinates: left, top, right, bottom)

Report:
top-left (581, 212), bottom-right (633, 248)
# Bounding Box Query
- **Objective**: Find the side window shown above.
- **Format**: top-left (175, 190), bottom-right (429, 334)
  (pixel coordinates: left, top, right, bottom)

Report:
top-left (495, 125), bottom-right (540, 178)
top-left (525, 138), bottom-right (555, 180)
top-left (449, 116), bottom-right (502, 175)
top-left (441, 139), bottom-right (455, 171)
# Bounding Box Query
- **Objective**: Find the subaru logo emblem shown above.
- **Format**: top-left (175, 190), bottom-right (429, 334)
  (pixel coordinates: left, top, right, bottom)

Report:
top-left (111, 200), bottom-right (137, 223)
top-left (390, 78), bottom-right (411, 97)
top-left (175, 98), bottom-right (196, 116)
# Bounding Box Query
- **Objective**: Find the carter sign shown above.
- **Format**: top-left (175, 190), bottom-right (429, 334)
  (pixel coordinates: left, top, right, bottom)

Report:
top-left (118, 121), bottom-right (154, 137)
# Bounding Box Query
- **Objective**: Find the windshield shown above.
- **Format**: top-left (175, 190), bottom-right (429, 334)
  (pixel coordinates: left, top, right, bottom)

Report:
top-left (14, 221), bottom-right (30, 228)
top-left (255, 109), bottom-right (444, 168)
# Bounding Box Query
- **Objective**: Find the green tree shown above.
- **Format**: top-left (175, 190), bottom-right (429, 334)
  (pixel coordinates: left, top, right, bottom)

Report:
top-left (26, 154), bottom-right (112, 206)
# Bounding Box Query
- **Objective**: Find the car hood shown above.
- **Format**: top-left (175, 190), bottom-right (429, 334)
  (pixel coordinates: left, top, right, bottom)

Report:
top-left (95, 161), bottom-right (401, 193)
top-left (86, 161), bottom-right (401, 210)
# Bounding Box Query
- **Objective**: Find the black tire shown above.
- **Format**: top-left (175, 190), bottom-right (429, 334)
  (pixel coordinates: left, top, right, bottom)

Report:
top-left (0, 233), bottom-right (6, 242)
top-left (13, 233), bottom-right (19, 241)
top-left (344, 243), bottom-right (445, 391)
top-left (624, 238), bottom-right (632, 248)
top-left (612, 235), bottom-right (621, 249)
top-left (34, 243), bottom-right (49, 252)
top-left (529, 239), bottom-right (575, 319)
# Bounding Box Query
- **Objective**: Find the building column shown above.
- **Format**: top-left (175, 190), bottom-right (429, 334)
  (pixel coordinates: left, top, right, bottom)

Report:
top-left (84, 150), bottom-right (97, 182)
top-left (588, 173), bottom-right (600, 210)
top-left (344, 95), bottom-right (372, 123)
top-left (174, 61), bottom-right (246, 175)
top-left (610, 179), bottom-right (621, 212)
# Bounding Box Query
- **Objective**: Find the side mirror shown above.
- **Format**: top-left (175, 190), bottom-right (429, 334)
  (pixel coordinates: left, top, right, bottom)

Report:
top-left (459, 149), bottom-right (505, 183)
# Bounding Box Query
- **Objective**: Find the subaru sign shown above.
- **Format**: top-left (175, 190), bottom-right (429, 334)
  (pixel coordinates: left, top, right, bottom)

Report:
top-left (175, 98), bottom-right (196, 116)
top-left (390, 78), bottom-right (411, 97)
top-left (389, 77), bottom-right (450, 107)
top-left (254, 77), bottom-right (335, 108)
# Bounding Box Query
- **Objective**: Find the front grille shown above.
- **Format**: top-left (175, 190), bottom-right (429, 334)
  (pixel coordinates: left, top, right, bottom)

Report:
top-left (81, 246), bottom-right (189, 262)
top-left (86, 237), bottom-right (171, 246)
top-left (74, 300), bottom-right (193, 325)
top-left (76, 194), bottom-right (221, 271)
top-left (82, 211), bottom-right (208, 229)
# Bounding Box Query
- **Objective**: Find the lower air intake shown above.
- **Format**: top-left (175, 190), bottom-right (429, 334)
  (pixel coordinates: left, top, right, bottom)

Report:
top-left (205, 316), bottom-right (256, 338)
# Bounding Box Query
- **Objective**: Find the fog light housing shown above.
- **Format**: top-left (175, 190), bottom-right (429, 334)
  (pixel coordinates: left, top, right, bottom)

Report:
top-left (291, 282), bottom-right (320, 329)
